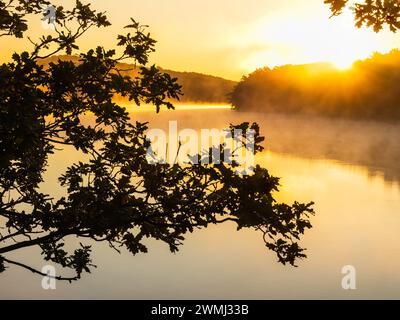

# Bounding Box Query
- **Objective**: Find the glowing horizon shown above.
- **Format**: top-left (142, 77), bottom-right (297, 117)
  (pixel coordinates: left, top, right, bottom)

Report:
top-left (124, 103), bottom-right (232, 113)
top-left (1, 0), bottom-right (400, 80)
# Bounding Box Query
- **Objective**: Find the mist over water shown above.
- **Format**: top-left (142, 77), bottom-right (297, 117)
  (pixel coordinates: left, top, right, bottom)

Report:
top-left (134, 106), bottom-right (400, 187)
top-left (1, 105), bottom-right (400, 299)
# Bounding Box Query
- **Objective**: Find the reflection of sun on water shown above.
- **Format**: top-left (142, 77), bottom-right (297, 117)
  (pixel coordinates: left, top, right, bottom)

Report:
top-left (172, 104), bottom-right (232, 111)
top-left (125, 103), bottom-right (232, 113)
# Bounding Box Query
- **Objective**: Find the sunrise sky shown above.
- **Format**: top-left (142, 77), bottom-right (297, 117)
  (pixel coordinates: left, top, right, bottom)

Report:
top-left (2, 0), bottom-right (400, 80)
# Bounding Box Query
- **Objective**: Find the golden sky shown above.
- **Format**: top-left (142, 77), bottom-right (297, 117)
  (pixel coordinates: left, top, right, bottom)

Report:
top-left (2, 0), bottom-right (400, 80)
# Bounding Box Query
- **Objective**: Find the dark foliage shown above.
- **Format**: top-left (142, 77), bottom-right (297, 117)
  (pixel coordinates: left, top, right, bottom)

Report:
top-left (325, 0), bottom-right (400, 32)
top-left (230, 50), bottom-right (400, 121)
top-left (0, 0), bottom-right (314, 281)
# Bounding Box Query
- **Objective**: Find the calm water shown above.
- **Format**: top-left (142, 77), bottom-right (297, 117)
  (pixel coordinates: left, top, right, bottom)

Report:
top-left (1, 105), bottom-right (400, 299)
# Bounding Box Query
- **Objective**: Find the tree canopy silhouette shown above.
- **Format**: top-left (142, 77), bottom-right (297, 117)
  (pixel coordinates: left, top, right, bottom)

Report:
top-left (325, 0), bottom-right (400, 32)
top-left (0, 0), bottom-right (314, 281)
top-left (230, 1), bottom-right (400, 119)
top-left (229, 50), bottom-right (400, 120)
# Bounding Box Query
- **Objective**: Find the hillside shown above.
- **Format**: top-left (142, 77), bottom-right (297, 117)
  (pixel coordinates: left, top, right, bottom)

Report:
top-left (38, 55), bottom-right (236, 104)
top-left (230, 50), bottom-right (400, 121)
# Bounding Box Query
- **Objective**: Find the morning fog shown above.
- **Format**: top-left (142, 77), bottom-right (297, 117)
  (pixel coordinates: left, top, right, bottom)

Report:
top-left (146, 121), bottom-right (256, 174)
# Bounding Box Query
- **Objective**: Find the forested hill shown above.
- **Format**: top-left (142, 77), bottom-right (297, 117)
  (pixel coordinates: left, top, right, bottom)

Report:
top-left (38, 55), bottom-right (236, 104)
top-left (230, 50), bottom-right (400, 121)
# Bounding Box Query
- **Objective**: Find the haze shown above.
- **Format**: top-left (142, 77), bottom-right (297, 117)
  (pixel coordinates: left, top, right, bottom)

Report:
top-left (1, 0), bottom-right (400, 80)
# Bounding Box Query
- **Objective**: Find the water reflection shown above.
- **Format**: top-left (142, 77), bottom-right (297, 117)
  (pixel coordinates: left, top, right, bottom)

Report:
top-left (1, 105), bottom-right (400, 299)
top-left (132, 106), bottom-right (400, 186)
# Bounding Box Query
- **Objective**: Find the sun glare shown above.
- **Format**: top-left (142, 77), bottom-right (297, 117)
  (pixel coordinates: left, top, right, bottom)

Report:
top-left (332, 58), bottom-right (354, 70)
top-left (238, 9), bottom-right (394, 73)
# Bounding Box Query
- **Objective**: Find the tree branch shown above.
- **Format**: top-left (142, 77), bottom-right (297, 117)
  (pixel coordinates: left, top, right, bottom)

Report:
top-left (2, 257), bottom-right (79, 282)
top-left (0, 230), bottom-right (73, 255)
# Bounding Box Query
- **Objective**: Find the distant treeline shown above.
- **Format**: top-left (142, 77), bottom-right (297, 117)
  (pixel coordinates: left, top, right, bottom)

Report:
top-left (230, 50), bottom-right (400, 121)
top-left (39, 56), bottom-right (236, 104)
top-left (164, 70), bottom-right (235, 103)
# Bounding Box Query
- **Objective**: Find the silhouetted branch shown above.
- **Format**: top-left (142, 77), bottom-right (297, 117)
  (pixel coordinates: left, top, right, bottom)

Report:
top-left (2, 257), bottom-right (80, 282)
top-left (0, 231), bottom-right (71, 255)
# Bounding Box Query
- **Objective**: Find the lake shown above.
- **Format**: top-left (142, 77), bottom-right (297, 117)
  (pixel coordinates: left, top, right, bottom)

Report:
top-left (1, 104), bottom-right (400, 299)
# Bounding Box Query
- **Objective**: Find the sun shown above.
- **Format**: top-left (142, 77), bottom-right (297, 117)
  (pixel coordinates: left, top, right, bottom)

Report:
top-left (332, 58), bottom-right (354, 70)
top-left (239, 8), bottom-right (389, 74)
